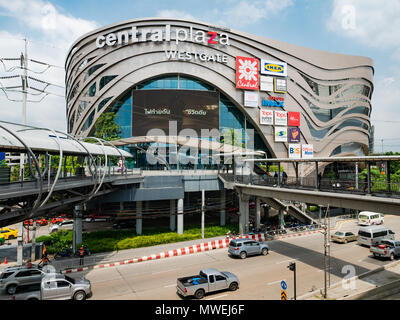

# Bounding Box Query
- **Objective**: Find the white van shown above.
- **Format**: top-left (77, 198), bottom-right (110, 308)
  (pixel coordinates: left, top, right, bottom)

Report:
top-left (357, 225), bottom-right (395, 247)
top-left (358, 211), bottom-right (384, 226)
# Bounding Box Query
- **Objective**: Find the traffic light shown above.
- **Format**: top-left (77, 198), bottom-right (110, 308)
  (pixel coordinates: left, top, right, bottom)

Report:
top-left (288, 262), bottom-right (296, 271)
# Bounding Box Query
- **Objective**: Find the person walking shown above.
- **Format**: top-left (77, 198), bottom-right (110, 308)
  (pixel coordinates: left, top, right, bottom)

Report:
top-left (79, 246), bottom-right (85, 266)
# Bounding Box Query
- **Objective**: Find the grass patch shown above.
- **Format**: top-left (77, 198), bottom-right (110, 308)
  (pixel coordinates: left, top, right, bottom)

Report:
top-left (36, 224), bottom-right (238, 254)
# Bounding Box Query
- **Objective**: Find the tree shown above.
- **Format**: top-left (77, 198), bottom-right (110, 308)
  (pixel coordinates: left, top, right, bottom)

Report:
top-left (94, 112), bottom-right (121, 141)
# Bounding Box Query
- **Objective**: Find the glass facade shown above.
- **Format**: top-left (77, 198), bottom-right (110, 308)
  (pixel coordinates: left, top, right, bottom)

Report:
top-left (92, 74), bottom-right (271, 169)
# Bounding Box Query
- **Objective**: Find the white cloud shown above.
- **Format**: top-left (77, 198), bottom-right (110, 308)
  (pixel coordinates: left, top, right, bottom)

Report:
top-left (156, 10), bottom-right (198, 21)
top-left (327, 0), bottom-right (400, 50)
top-left (0, 1), bottom-right (99, 132)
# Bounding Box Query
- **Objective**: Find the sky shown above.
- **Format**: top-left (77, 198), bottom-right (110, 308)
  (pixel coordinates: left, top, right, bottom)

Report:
top-left (0, 0), bottom-right (399, 152)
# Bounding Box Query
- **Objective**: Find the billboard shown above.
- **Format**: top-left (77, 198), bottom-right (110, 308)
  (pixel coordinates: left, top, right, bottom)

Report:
top-left (260, 75), bottom-right (274, 92)
top-left (288, 127), bottom-right (301, 143)
top-left (236, 56), bottom-right (259, 90)
top-left (288, 112), bottom-right (300, 126)
top-left (288, 144), bottom-right (301, 159)
top-left (274, 78), bottom-right (287, 93)
top-left (302, 144), bottom-right (314, 159)
top-left (274, 110), bottom-right (287, 126)
top-left (260, 109), bottom-right (273, 125)
top-left (260, 59), bottom-right (287, 77)
top-left (132, 90), bottom-right (219, 136)
top-left (275, 127), bottom-right (287, 142)
top-left (244, 91), bottom-right (258, 107)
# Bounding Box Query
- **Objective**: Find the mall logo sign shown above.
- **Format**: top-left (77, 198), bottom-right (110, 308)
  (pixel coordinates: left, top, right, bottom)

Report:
top-left (96, 25), bottom-right (230, 48)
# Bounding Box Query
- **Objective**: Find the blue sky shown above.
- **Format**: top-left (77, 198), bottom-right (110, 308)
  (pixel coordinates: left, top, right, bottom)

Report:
top-left (0, 0), bottom-right (399, 152)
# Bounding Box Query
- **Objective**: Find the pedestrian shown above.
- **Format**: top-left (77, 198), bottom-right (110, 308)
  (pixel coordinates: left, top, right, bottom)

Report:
top-left (318, 173), bottom-right (322, 189)
top-left (79, 246), bottom-right (85, 266)
top-left (282, 171), bottom-right (288, 185)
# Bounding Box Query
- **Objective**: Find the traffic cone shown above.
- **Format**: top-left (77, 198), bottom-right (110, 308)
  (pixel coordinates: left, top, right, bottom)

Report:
top-left (4, 257), bottom-right (7, 264)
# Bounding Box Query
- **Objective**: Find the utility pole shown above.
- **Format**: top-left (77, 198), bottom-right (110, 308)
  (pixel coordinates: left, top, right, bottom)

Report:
top-left (287, 262), bottom-right (296, 300)
top-left (201, 189), bottom-right (205, 239)
top-left (17, 38), bottom-right (28, 266)
top-left (322, 204), bottom-right (331, 299)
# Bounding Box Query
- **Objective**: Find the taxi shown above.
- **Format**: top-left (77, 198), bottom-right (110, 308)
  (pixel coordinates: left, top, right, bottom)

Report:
top-left (0, 227), bottom-right (18, 240)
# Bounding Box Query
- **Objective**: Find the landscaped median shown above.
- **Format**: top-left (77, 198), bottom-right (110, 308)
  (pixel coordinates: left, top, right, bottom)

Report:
top-left (36, 224), bottom-right (240, 255)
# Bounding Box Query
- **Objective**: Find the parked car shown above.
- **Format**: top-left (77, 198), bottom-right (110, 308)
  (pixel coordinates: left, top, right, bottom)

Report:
top-left (370, 239), bottom-right (400, 261)
top-left (51, 215), bottom-right (68, 224)
top-left (0, 227), bottom-right (18, 240)
top-left (23, 219), bottom-right (48, 226)
top-left (358, 225), bottom-right (395, 247)
top-left (330, 231), bottom-right (357, 244)
top-left (228, 238), bottom-right (270, 259)
top-left (0, 265), bottom-right (55, 295)
top-left (85, 213), bottom-right (112, 222)
top-left (48, 219), bottom-right (74, 233)
top-left (10, 274), bottom-right (92, 300)
top-left (176, 268), bottom-right (239, 299)
top-left (112, 219), bottom-right (136, 229)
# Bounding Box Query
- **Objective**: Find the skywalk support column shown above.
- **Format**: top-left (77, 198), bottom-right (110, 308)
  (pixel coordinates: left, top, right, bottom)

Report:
top-left (73, 204), bottom-right (83, 253)
top-left (136, 201), bottom-right (142, 235)
top-left (239, 193), bottom-right (250, 234)
top-left (255, 197), bottom-right (261, 231)
top-left (177, 198), bottom-right (184, 235)
top-left (170, 199), bottom-right (176, 231)
top-left (220, 189), bottom-right (226, 226)
top-left (30, 220), bottom-right (37, 262)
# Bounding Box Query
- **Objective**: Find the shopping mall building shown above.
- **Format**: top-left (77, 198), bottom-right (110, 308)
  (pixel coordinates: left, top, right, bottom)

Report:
top-left (65, 18), bottom-right (374, 232)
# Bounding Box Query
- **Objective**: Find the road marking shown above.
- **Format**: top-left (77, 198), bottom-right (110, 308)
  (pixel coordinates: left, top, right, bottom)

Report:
top-left (152, 269), bottom-right (177, 275)
top-left (163, 284), bottom-right (177, 288)
top-left (268, 279), bottom-right (286, 286)
top-left (205, 294), bottom-right (228, 300)
top-left (276, 259), bottom-right (297, 264)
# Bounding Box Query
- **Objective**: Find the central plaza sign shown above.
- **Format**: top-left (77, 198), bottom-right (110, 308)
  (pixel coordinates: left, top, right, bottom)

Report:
top-left (96, 24), bottom-right (230, 48)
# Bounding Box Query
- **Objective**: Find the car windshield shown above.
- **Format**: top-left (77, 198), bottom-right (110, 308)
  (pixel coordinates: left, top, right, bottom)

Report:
top-left (229, 241), bottom-right (241, 247)
top-left (335, 232), bottom-right (344, 236)
top-left (359, 215), bottom-right (368, 219)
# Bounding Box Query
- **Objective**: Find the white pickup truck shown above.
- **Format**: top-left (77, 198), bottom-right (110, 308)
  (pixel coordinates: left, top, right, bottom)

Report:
top-left (176, 268), bottom-right (239, 299)
top-left (10, 274), bottom-right (92, 300)
top-left (370, 239), bottom-right (400, 260)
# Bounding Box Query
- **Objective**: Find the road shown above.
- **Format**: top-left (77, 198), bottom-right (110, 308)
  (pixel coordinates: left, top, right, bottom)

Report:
top-left (75, 215), bottom-right (400, 300)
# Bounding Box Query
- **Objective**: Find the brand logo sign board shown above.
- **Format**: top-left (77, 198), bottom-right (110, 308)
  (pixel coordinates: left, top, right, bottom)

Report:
top-left (244, 91), bottom-right (258, 107)
top-left (274, 78), bottom-right (287, 93)
top-left (260, 75), bottom-right (274, 92)
top-left (260, 109), bottom-right (273, 125)
top-left (236, 56), bottom-right (259, 90)
top-left (288, 112), bottom-right (300, 126)
top-left (274, 110), bottom-right (287, 126)
top-left (275, 127), bottom-right (287, 142)
top-left (261, 59), bottom-right (287, 77)
top-left (288, 127), bottom-right (301, 143)
top-left (289, 144), bottom-right (301, 159)
top-left (302, 144), bottom-right (314, 159)
top-left (262, 99), bottom-right (284, 108)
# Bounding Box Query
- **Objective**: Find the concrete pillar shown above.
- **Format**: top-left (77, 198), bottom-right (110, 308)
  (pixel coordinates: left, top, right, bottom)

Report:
top-left (255, 197), bottom-right (261, 230)
top-left (136, 201), bottom-right (142, 235)
top-left (177, 198), bottom-right (184, 235)
top-left (73, 204), bottom-right (83, 253)
top-left (220, 189), bottom-right (226, 226)
top-left (17, 221), bottom-right (23, 265)
top-left (170, 199), bottom-right (176, 231)
top-left (239, 194), bottom-right (250, 234)
top-left (30, 220), bottom-right (37, 261)
top-left (279, 209), bottom-right (285, 228)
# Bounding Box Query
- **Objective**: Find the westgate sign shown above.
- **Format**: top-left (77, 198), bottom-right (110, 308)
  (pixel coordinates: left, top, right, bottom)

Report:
top-left (96, 25), bottom-right (230, 48)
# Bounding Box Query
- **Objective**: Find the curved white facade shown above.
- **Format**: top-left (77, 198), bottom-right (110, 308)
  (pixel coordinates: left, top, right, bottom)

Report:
top-left (65, 17), bottom-right (374, 161)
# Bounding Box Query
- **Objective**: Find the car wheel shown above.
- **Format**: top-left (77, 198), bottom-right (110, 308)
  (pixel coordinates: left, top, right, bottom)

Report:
top-left (240, 251), bottom-right (247, 259)
top-left (194, 289), bottom-right (205, 299)
top-left (344, 239), bottom-right (348, 244)
top-left (73, 290), bottom-right (87, 300)
top-left (6, 284), bottom-right (17, 295)
top-left (262, 248), bottom-right (269, 255)
top-left (390, 253), bottom-right (395, 261)
top-left (229, 282), bottom-right (238, 291)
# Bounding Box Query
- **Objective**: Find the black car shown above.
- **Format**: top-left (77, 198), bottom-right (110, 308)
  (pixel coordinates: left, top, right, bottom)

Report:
top-left (112, 220), bottom-right (136, 229)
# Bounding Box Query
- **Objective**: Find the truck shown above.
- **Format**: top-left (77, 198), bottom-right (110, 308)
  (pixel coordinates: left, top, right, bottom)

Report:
top-left (10, 274), bottom-right (92, 300)
top-left (370, 239), bottom-right (400, 260)
top-left (176, 268), bottom-right (239, 299)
